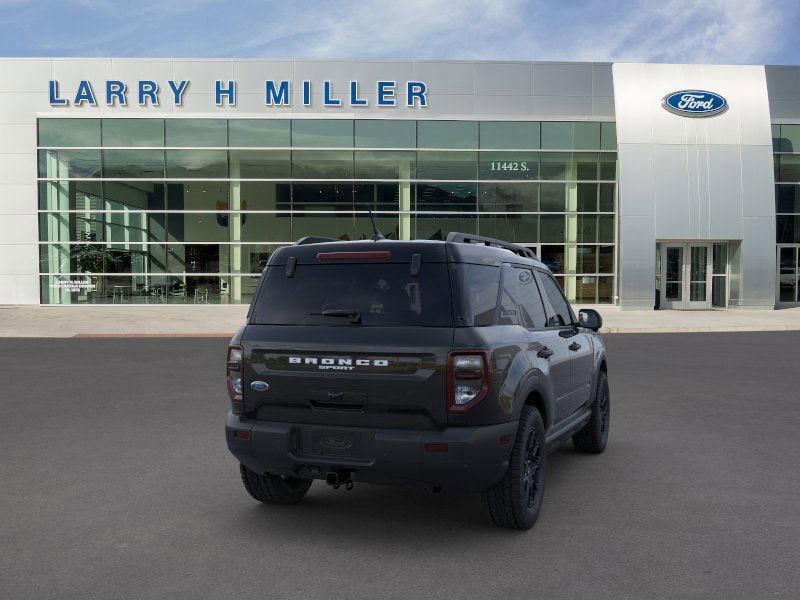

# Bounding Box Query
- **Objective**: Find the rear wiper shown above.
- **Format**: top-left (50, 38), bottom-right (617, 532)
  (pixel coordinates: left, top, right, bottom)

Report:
top-left (310, 309), bottom-right (362, 324)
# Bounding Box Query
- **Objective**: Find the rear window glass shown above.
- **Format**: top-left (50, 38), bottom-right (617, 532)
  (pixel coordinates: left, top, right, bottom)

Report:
top-left (250, 263), bottom-right (453, 326)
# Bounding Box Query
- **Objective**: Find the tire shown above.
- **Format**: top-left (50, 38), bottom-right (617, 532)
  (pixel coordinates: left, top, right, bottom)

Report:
top-left (572, 370), bottom-right (610, 454)
top-left (482, 406), bottom-right (547, 530)
top-left (239, 464), bottom-right (313, 505)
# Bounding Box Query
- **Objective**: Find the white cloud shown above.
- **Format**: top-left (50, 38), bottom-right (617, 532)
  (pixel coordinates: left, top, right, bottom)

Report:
top-left (0, 0), bottom-right (796, 64)
top-left (227, 0), bottom-right (795, 64)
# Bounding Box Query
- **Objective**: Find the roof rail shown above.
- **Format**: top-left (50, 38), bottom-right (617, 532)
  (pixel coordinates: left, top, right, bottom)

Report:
top-left (294, 236), bottom-right (338, 246)
top-left (446, 232), bottom-right (538, 260)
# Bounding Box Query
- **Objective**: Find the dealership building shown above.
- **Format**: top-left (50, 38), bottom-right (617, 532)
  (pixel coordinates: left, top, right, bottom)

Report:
top-left (0, 58), bottom-right (798, 310)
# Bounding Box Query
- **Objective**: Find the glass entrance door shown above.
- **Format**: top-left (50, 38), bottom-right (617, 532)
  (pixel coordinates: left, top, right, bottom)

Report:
top-left (659, 243), bottom-right (712, 309)
top-left (777, 245), bottom-right (799, 304)
top-left (662, 245), bottom-right (684, 309)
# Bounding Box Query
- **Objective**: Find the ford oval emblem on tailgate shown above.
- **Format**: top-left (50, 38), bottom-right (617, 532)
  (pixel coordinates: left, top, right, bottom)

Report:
top-left (319, 436), bottom-right (353, 450)
top-left (250, 380), bottom-right (270, 391)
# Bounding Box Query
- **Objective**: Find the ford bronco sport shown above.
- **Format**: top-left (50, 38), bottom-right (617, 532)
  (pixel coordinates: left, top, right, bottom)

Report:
top-left (225, 232), bottom-right (609, 529)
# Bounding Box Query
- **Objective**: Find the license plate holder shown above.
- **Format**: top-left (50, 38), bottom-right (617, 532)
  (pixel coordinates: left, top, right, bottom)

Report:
top-left (302, 428), bottom-right (363, 459)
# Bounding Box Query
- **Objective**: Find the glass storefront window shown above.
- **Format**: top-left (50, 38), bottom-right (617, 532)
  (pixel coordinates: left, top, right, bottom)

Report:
top-left (38, 181), bottom-right (103, 211)
top-left (540, 153), bottom-right (571, 180)
top-left (479, 183), bottom-right (538, 212)
top-left (600, 153), bottom-right (616, 180)
top-left (539, 183), bottom-right (566, 212)
top-left (415, 183), bottom-right (477, 212)
top-left (598, 246), bottom-right (614, 273)
top-left (240, 212), bottom-right (292, 243)
top-left (103, 149), bottom-right (165, 178)
top-left (574, 122), bottom-right (601, 150)
top-left (540, 216), bottom-right (566, 243)
top-left (577, 245), bottom-right (597, 273)
top-left (354, 151), bottom-right (415, 179)
top-left (229, 119), bottom-right (290, 147)
top-left (102, 119), bottom-right (164, 147)
top-left (37, 117), bottom-right (618, 304)
top-left (600, 123), bottom-right (617, 151)
top-left (354, 183), bottom-right (402, 211)
top-left (479, 122), bottom-right (540, 149)
top-left (577, 183), bottom-right (598, 211)
top-left (39, 119), bottom-right (100, 147)
top-left (167, 182), bottom-right (229, 211)
top-left (778, 155), bottom-right (800, 182)
top-left (599, 183), bottom-right (615, 212)
top-left (540, 245), bottom-right (565, 273)
top-left (777, 215), bottom-right (800, 243)
top-left (165, 119), bottom-right (227, 147)
top-left (575, 153), bottom-right (599, 180)
top-left (292, 212), bottom-right (355, 240)
top-left (415, 214), bottom-right (477, 239)
top-left (292, 150), bottom-right (353, 179)
top-left (598, 215), bottom-right (615, 243)
top-left (292, 183), bottom-right (354, 211)
top-left (416, 151), bottom-right (477, 180)
top-left (479, 214), bottom-right (538, 243)
top-left (354, 120), bottom-right (416, 148)
top-left (38, 149), bottom-right (102, 178)
top-left (105, 181), bottom-right (165, 211)
top-left (417, 121), bottom-right (478, 149)
top-left (165, 150), bottom-right (228, 178)
top-left (354, 212), bottom-right (400, 240)
top-left (777, 125), bottom-right (800, 153)
top-left (229, 150), bottom-right (291, 179)
top-left (478, 152), bottom-right (539, 180)
top-left (776, 185), bottom-right (800, 213)
top-left (239, 181), bottom-right (291, 211)
top-left (292, 119), bottom-right (353, 147)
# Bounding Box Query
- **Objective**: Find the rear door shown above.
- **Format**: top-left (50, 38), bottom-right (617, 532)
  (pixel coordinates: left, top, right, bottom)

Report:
top-left (242, 258), bottom-right (454, 430)
top-left (535, 270), bottom-right (594, 416)
top-left (516, 267), bottom-right (572, 423)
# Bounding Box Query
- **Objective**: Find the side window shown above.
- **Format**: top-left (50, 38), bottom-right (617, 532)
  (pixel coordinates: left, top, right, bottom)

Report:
top-left (515, 268), bottom-right (548, 329)
top-left (538, 271), bottom-right (573, 327)
top-left (497, 264), bottom-right (519, 325)
top-left (460, 264), bottom-right (500, 326)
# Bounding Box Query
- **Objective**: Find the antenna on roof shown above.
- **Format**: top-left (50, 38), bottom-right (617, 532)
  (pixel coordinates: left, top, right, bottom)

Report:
top-left (368, 208), bottom-right (385, 241)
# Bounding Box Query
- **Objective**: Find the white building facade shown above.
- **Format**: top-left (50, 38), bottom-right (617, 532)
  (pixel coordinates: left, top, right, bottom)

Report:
top-left (0, 58), bottom-right (798, 309)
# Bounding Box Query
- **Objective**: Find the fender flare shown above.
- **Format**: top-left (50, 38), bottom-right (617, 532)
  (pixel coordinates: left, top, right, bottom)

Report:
top-left (513, 371), bottom-right (556, 430)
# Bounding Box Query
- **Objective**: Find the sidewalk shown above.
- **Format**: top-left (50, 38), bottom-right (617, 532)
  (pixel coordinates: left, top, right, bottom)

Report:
top-left (1, 304), bottom-right (800, 337)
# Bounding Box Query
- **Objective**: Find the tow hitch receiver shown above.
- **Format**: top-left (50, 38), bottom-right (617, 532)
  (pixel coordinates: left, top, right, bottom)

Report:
top-left (325, 469), bottom-right (354, 490)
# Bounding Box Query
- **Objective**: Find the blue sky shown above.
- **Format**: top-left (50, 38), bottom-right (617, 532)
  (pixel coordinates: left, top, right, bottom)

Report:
top-left (1, 0), bottom-right (798, 65)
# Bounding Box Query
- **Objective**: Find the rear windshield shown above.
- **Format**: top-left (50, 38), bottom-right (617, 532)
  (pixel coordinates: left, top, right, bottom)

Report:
top-left (250, 263), bottom-right (453, 327)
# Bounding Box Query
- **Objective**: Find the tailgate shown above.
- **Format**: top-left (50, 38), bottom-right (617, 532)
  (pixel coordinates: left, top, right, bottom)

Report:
top-left (241, 325), bottom-right (453, 429)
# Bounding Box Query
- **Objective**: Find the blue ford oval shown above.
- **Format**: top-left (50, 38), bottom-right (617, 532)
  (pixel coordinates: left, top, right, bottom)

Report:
top-left (662, 90), bottom-right (728, 117)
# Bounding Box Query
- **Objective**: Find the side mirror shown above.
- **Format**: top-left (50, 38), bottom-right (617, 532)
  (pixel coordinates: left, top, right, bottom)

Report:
top-left (578, 308), bottom-right (602, 332)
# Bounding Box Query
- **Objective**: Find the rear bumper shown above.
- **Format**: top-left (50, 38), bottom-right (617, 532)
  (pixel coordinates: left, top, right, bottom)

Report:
top-left (226, 412), bottom-right (517, 493)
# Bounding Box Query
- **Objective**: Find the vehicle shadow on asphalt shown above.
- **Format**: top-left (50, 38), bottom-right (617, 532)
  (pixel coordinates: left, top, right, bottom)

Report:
top-left (221, 447), bottom-right (587, 541)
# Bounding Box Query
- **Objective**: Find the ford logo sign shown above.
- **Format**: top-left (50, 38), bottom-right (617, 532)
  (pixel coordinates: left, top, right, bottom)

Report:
top-left (250, 380), bottom-right (270, 392)
top-left (662, 90), bottom-right (728, 117)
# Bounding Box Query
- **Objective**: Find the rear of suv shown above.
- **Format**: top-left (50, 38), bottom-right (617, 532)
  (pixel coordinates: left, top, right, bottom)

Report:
top-left (225, 233), bottom-right (609, 529)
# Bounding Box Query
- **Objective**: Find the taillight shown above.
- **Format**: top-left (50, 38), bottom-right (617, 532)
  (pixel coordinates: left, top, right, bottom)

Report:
top-left (447, 351), bottom-right (490, 412)
top-left (227, 345), bottom-right (244, 413)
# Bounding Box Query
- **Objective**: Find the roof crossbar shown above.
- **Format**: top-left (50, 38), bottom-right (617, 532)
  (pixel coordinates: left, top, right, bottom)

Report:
top-left (446, 232), bottom-right (538, 260)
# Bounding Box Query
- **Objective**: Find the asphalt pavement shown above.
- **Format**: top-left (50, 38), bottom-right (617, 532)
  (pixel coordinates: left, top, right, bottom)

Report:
top-left (1, 332), bottom-right (799, 599)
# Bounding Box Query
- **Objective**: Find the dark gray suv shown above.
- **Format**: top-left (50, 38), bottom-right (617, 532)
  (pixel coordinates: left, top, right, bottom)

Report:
top-left (225, 233), bottom-right (609, 529)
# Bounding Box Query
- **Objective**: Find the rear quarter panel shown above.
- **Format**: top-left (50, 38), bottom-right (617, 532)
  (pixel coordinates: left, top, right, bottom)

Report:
top-left (450, 325), bottom-right (532, 427)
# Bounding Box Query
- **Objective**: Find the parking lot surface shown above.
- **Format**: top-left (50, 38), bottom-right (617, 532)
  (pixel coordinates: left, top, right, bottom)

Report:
top-left (1, 332), bottom-right (799, 599)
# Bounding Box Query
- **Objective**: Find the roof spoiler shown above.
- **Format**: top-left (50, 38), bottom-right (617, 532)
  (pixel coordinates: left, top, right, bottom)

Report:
top-left (446, 232), bottom-right (538, 260)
